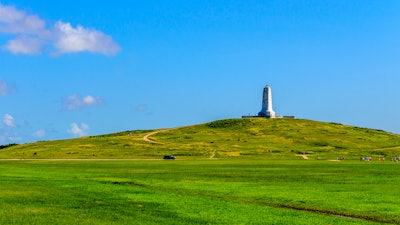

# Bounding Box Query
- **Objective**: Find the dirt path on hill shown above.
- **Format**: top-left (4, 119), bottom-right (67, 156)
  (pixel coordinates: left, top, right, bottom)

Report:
top-left (296, 154), bottom-right (309, 159)
top-left (210, 149), bottom-right (216, 159)
top-left (142, 129), bottom-right (172, 144)
top-left (374, 145), bottom-right (400, 150)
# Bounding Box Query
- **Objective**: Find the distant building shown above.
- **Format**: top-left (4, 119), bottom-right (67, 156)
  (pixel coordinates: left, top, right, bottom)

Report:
top-left (242, 84), bottom-right (295, 119)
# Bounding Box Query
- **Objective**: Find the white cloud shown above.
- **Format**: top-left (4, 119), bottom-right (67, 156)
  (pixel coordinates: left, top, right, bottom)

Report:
top-left (63, 94), bottom-right (103, 110)
top-left (0, 4), bottom-right (47, 35)
top-left (54, 21), bottom-right (120, 55)
top-left (67, 122), bottom-right (89, 137)
top-left (4, 35), bottom-right (43, 54)
top-left (33, 129), bottom-right (45, 138)
top-left (83, 95), bottom-right (98, 105)
top-left (2, 114), bottom-right (16, 127)
top-left (0, 4), bottom-right (120, 55)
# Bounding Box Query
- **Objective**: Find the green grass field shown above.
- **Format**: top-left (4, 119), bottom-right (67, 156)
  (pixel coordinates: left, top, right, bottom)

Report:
top-left (1, 159), bottom-right (399, 224)
top-left (1, 118), bottom-right (400, 224)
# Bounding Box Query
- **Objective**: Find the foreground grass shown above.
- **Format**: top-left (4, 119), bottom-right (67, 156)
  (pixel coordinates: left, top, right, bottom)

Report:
top-left (0, 159), bottom-right (399, 224)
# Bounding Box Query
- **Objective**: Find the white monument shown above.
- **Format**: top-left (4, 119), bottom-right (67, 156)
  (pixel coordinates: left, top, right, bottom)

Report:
top-left (258, 85), bottom-right (276, 118)
top-left (242, 84), bottom-right (294, 119)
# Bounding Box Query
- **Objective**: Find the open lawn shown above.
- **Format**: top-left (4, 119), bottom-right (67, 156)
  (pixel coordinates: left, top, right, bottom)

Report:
top-left (1, 159), bottom-right (399, 224)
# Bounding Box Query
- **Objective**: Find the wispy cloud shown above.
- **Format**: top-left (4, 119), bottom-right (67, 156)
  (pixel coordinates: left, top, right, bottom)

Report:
top-left (33, 129), bottom-right (45, 138)
top-left (0, 114), bottom-right (20, 144)
top-left (67, 122), bottom-right (89, 137)
top-left (0, 4), bottom-right (120, 55)
top-left (63, 94), bottom-right (103, 110)
top-left (0, 4), bottom-right (47, 34)
top-left (0, 79), bottom-right (16, 96)
top-left (5, 35), bottom-right (44, 54)
top-left (2, 114), bottom-right (16, 127)
top-left (0, 131), bottom-right (21, 143)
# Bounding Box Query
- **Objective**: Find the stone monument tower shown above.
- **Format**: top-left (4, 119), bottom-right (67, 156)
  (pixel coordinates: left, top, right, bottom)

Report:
top-left (258, 85), bottom-right (276, 118)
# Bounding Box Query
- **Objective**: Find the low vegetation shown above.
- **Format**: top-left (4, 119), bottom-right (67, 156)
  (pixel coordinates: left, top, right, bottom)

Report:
top-left (0, 118), bottom-right (399, 160)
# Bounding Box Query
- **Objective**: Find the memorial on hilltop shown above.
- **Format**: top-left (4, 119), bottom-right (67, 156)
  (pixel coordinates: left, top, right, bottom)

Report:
top-left (258, 85), bottom-right (276, 118)
top-left (243, 85), bottom-right (295, 119)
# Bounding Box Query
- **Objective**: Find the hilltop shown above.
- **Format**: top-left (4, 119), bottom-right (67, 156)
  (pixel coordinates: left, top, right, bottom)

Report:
top-left (1, 118), bottom-right (400, 160)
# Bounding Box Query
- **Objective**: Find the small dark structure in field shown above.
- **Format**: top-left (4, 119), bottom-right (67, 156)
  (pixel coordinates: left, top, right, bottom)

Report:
top-left (163, 155), bottom-right (176, 160)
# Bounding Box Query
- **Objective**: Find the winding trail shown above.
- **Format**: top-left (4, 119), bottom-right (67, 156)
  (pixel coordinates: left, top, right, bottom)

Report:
top-left (374, 145), bottom-right (400, 151)
top-left (142, 129), bottom-right (172, 144)
top-left (296, 154), bottom-right (309, 159)
top-left (210, 149), bottom-right (216, 159)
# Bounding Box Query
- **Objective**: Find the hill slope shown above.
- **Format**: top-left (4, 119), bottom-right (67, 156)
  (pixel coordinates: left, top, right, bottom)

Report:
top-left (1, 118), bottom-right (400, 159)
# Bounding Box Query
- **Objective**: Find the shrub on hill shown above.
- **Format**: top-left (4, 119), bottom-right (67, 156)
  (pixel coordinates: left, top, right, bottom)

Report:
top-left (0, 143), bottom-right (18, 150)
top-left (206, 119), bottom-right (252, 128)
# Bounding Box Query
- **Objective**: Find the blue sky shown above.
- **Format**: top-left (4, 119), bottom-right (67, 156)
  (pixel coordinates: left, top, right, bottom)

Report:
top-left (1, 0), bottom-right (400, 144)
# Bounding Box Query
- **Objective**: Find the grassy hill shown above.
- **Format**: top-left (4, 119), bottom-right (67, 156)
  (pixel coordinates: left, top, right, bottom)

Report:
top-left (1, 118), bottom-right (400, 159)
top-left (2, 118), bottom-right (400, 224)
